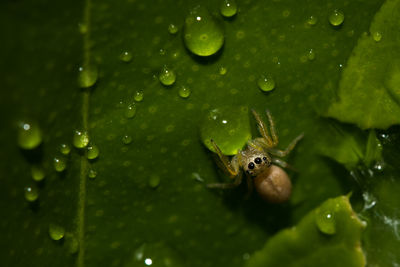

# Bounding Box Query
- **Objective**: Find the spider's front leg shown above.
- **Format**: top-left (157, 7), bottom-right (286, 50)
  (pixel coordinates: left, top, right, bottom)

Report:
top-left (206, 139), bottom-right (243, 189)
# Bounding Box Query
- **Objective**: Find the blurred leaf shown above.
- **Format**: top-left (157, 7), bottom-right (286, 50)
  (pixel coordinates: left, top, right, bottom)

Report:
top-left (327, 0), bottom-right (400, 129)
top-left (246, 195), bottom-right (365, 267)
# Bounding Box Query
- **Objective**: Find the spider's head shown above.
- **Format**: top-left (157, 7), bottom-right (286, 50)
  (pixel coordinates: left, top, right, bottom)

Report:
top-left (243, 152), bottom-right (272, 177)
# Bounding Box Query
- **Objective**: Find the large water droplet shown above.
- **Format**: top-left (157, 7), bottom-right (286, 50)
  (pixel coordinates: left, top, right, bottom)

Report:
top-left (329, 9), bottom-right (344, 26)
top-left (77, 64), bottom-right (98, 88)
top-left (31, 165), bottom-right (45, 182)
top-left (59, 143), bottom-right (71, 155)
top-left (125, 103), bottom-right (137, 119)
top-left (220, 0), bottom-right (237, 18)
top-left (73, 130), bottom-right (90, 148)
top-left (17, 121), bottom-right (42, 150)
top-left (159, 65), bottom-right (176, 86)
top-left (257, 74), bottom-right (276, 92)
top-left (315, 207), bottom-right (336, 235)
top-left (53, 156), bottom-right (67, 172)
top-left (49, 223), bottom-right (65, 241)
top-left (183, 6), bottom-right (224, 56)
top-left (178, 86), bottom-right (191, 99)
top-left (200, 106), bottom-right (251, 155)
top-left (87, 144), bottom-right (99, 159)
top-left (24, 185), bottom-right (39, 202)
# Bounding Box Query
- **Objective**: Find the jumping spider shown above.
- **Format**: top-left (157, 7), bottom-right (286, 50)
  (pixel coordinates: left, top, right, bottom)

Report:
top-left (207, 109), bottom-right (303, 203)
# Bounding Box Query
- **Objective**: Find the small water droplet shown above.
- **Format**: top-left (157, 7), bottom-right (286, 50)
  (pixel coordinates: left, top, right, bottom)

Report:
top-left (372, 31), bottom-right (382, 42)
top-left (49, 223), bottom-right (65, 241)
top-left (24, 185), bottom-right (39, 202)
top-left (159, 65), bottom-right (176, 86)
top-left (257, 74), bottom-right (276, 92)
top-left (200, 106), bottom-right (251, 155)
top-left (308, 49), bottom-right (316, 61)
top-left (77, 64), bottom-right (98, 88)
top-left (362, 192), bottom-right (377, 210)
top-left (125, 103), bottom-right (137, 118)
top-left (119, 51), bottom-right (133, 62)
top-left (31, 165), bottom-right (45, 182)
top-left (59, 143), bottom-right (71, 155)
top-left (53, 156), bottom-right (67, 172)
top-left (183, 6), bottom-right (224, 56)
top-left (149, 175), bottom-right (161, 188)
top-left (134, 90), bottom-right (144, 102)
top-left (168, 23), bottom-right (179, 34)
top-left (87, 144), bottom-right (99, 160)
top-left (122, 135), bottom-right (132, 145)
top-left (307, 15), bottom-right (318, 25)
top-left (78, 23), bottom-right (88, 34)
top-left (220, 0), bottom-right (237, 18)
top-left (329, 9), bottom-right (344, 26)
top-left (17, 121), bottom-right (42, 150)
top-left (315, 207), bottom-right (336, 235)
top-left (88, 168), bottom-right (97, 179)
top-left (178, 86), bottom-right (191, 99)
top-left (131, 243), bottom-right (184, 267)
top-left (73, 130), bottom-right (90, 148)
top-left (219, 66), bottom-right (227, 75)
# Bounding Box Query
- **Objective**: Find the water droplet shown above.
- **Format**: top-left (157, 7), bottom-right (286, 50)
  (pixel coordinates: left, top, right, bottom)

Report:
top-left (183, 6), bottom-right (224, 56)
top-left (178, 86), bottom-right (191, 99)
top-left (149, 175), bottom-right (161, 188)
top-left (31, 165), bottom-right (45, 182)
top-left (131, 243), bottom-right (184, 267)
top-left (53, 156), bottom-right (67, 172)
top-left (200, 106), bottom-right (251, 155)
top-left (329, 9), bottom-right (344, 26)
top-left (77, 64), bottom-right (98, 88)
top-left (315, 207), bottom-right (336, 235)
top-left (257, 74), bottom-right (276, 92)
top-left (308, 49), bottom-right (316, 61)
top-left (24, 185), bottom-right (39, 202)
top-left (307, 15), bottom-right (318, 25)
top-left (49, 223), bottom-right (65, 241)
top-left (132, 91), bottom-right (143, 103)
top-left (158, 65), bottom-right (176, 86)
top-left (87, 144), bottom-right (99, 160)
top-left (125, 103), bottom-right (137, 118)
top-left (119, 51), bottom-right (133, 62)
top-left (88, 168), bottom-right (97, 179)
top-left (168, 23), bottom-right (179, 34)
top-left (220, 0), bottom-right (237, 18)
top-left (59, 143), bottom-right (71, 155)
top-left (73, 130), bottom-right (90, 148)
top-left (219, 66), bottom-right (227, 75)
top-left (122, 135), bottom-right (132, 145)
top-left (17, 121), bottom-right (42, 150)
top-left (372, 31), bottom-right (382, 42)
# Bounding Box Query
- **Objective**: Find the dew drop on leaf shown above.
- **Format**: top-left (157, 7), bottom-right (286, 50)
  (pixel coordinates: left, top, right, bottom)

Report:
top-left (315, 207), bottom-right (336, 235)
top-left (257, 74), bottom-right (276, 92)
top-left (125, 103), bottom-right (137, 119)
top-left (24, 185), bottom-right (39, 202)
top-left (220, 0), bottom-right (238, 18)
top-left (87, 144), bottom-right (99, 160)
top-left (17, 121), bottom-right (42, 150)
top-left (31, 165), bottom-right (45, 182)
top-left (149, 175), bottom-right (161, 188)
top-left (159, 65), bottom-right (176, 86)
top-left (134, 90), bottom-right (144, 102)
top-left (372, 31), bottom-right (382, 42)
top-left (88, 168), bottom-right (97, 179)
top-left (59, 143), bottom-right (71, 155)
top-left (73, 130), bottom-right (90, 148)
top-left (48, 223), bottom-right (65, 241)
top-left (200, 106), bottom-right (251, 155)
top-left (77, 64), bottom-right (98, 88)
top-left (178, 86), bottom-right (191, 99)
top-left (329, 9), bottom-right (344, 26)
top-left (183, 6), bottom-right (224, 56)
top-left (53, 156), bottom-right (67, 172)
top-left (119, 51), bottom-right (132, 62)
top-left (168, 23), bottom-right (179, 34)
top-left (122, 135), bottom-right (132, 145)
top-left (307, 15), bottom-right (318, 25)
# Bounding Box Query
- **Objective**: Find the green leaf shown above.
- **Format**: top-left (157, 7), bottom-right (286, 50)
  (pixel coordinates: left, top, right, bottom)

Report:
top-left (246, 195), bottom-right (366, 267)
top-left (327, 0), bottom-right (400, 129)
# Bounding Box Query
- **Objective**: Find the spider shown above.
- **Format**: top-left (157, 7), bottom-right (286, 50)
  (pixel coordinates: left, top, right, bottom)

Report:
top-left (207, 109), bottom-right (304, 203)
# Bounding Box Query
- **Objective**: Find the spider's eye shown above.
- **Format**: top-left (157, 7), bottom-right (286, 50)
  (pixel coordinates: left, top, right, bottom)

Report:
top-left (255, 157), bottom-right (262, 164)
top-left (248, 162), bottom-right (255, 169)
top-left (263, 157), bottom-right (267, 161)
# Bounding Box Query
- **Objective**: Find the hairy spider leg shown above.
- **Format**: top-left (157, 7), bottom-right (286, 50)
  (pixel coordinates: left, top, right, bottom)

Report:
top-left (266, 133), bottom-right (304, 157)
top-left (210, 139), bottom-right (239, 177)
top-left (251, 109), bottom-right (275, 147)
